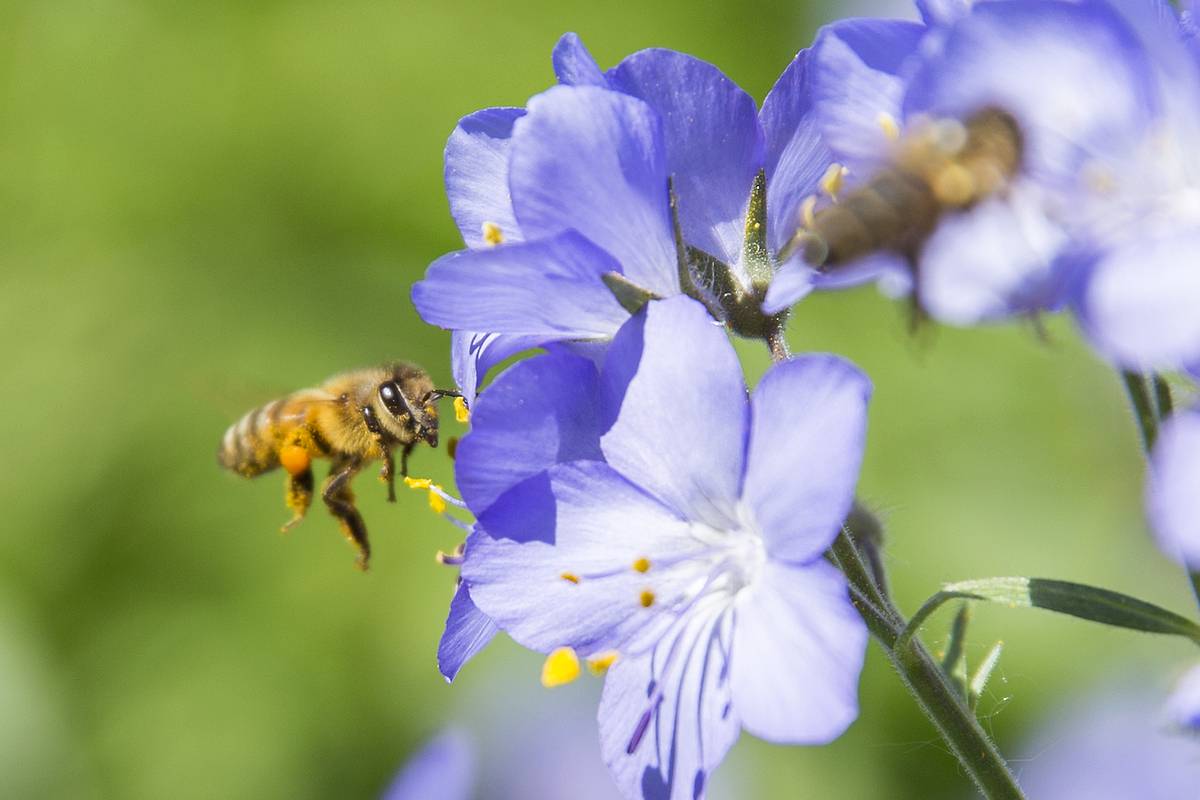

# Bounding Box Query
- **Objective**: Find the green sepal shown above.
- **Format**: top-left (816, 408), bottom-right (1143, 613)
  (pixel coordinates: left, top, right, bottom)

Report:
top-left (740, 169), bottom-right (771, 286)
top-left (968, 641), bottom-right (1003, 712)
top-left (940, 603), bottom-right (971, 702)
top-left (602, 272), bottom-right (660, 315)
top-left (899, 576), bottom-right (1200, 649)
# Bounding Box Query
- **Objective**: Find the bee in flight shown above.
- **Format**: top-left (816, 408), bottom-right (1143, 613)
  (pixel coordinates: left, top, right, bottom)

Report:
top-left (788, 106), bottom-right (1023, 281)
top-left (218, 362), bottom-right (457, 571)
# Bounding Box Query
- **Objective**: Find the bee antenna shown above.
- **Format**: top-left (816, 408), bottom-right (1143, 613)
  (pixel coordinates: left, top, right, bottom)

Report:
top-left (422, 389), bottom-right (463, 404)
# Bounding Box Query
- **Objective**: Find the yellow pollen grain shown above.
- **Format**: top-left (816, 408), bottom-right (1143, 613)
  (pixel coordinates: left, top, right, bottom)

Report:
top-left (632, 557), bottom-right (651, 573)
top-left (877, 111), bottom-right (901, 141)
top-left (639, 589), bottom-right (656, 608)
top-left (587, 651), bottom-right (620, 675)
top-left (560, 572), bottom-right (581, 585)
top-left (800, 195), bottom-right (818, 229)
top-left (482, 221), bottom-right (505, 246)
top-left (453, 396), bottom-right (470, 423)
top-left (820, 163), bottom-right (848, 200)
top-left (541, 646), bottom-right (581, 688)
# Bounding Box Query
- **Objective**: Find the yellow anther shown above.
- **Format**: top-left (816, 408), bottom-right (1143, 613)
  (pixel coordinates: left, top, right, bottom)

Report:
top-left (820, 163), bottom-right (849, 200)
top-left (482, 221), bottom-right (505, 246)
top-left (877, 111), bottom-right (901, 142)
top-left (800, 195), bottom-right (818, 230)
top-left (428, 491), bottom-right (447, 514)
top-left (404, 476), bottom-right (433, 490)
top-left (434, 547), bottom-right (463, 565)
top-left (404, 475), bottom-right (447, 514)
top-left (541, 646), bottom-right (581, 688)
top-left (587, 651), bottom-right (620, 675)
top-left (639, 589), bottom-right (656, 608)
top-left (453, 396), bottom-right (470, 423)
top-left (560, 572), bottom-right (581, 585)
top-left (632, 557), bottom-right (651, 573)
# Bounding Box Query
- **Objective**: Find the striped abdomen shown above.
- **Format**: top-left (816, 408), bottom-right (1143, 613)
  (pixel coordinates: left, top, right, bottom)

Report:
top-left (218, 390), bottom-right (327, 478)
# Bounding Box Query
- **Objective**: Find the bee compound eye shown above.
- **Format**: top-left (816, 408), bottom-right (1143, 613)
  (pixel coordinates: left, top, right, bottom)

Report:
top-left (378, 381), bottom-right (409, 417)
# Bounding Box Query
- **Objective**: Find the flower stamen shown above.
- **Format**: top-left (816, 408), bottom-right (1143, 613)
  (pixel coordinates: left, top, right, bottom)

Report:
top-left (541, 646), bottom-right (581, 688)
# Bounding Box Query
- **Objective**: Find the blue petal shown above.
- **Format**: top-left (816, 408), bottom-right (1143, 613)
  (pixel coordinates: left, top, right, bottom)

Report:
top-left (437, 582), bottom-right (499, 683)
top-left (903, 1), bottom-right (1157, 183)
top-left (1076, 230), bottom-right (1200, 370)
top-left (601, 296), bottom-right (748, 530)
top-left (760, 50), bottom-right (837, 256)
top-left (463, 462), bottom-right (709, 656)
top-left (731, 560), bottom-right (867, 743)
top-left (743, 354), bottom-right (870, 564)
top-left (811, 18), bottom-right (925, 170)
top-left (598, 606), bottom-right (740, 800)
top-left (1148, 409), bottom-right (1200, 569)
top-left (444, 107), bottom-right (525, 248)
top-left (450, 330), bottom-right (544, 407)
top-left (915, 0), bottom-right (971, 27)
top-left (1166, 663), bottom-right (1200, 732)
top-left (509, 85), bottom-right (680, 297)
top-left (760, 261), bottom-right (815, 315)
top-left (553, 32), bottom-right (608, 87)
top-left (608, 49), bottom-right (764, 267)
top-left (919, 185), bottom-right (1068, 325)
top-left (382, 730), bottom-right (474, 800)
top-left (412, 231), bottom-right (629, 339)
top-left (455, 351), bottom-right (603, 516)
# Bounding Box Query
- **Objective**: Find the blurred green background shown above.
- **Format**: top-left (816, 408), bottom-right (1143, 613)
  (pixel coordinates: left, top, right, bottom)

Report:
top-left (2, 1), bottom-right (1196, 798)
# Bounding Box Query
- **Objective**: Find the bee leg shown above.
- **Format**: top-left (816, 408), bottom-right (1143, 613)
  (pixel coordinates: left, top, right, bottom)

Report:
top-left (322, 460), bottom-right (371, 571)
top-left (380, 449), bottom-right (396, 503)
top-left (281, 466), bottom-right (314, 532)
top-left (399, 441), bottom-right (416, 479)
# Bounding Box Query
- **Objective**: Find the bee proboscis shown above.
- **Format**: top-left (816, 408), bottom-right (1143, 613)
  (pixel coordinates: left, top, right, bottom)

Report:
top-left (218, 362), bottom-right (455, 570)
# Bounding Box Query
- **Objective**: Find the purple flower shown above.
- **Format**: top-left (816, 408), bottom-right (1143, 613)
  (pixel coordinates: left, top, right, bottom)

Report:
top-left (456, 296), bottom-right (870, 799)
top-left (871, 0), bottom-right (1200, 367)
top-left (382, 730), bottom-right (473, 800)
top-left (1016, 677), bottom-right (1200, 799)
top-left (1167, 663), bottom-right (1200, 733)
top-left (414, 34), bottom-right (844, 401)
top-left (1147, 407), bottom-right (1200, 570)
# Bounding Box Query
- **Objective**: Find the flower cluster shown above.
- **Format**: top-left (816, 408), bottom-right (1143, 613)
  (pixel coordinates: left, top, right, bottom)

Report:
top-left (407, 2), bottom-right (1200, 798)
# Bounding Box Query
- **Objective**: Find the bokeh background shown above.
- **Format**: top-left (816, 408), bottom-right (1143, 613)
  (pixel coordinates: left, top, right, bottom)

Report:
top-left (2, 1), bottom-right (1196, 798)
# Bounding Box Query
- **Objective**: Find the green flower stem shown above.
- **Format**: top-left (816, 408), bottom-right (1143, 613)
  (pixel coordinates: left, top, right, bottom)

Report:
top-left (765, 331), bottom-right (1024, 798)
top-left (1118, 371), bottom-right (1200, 609)
top-left (831, 533), bottom-right (1027, 800)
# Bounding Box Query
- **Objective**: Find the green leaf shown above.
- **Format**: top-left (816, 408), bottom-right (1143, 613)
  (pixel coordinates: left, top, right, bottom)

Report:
top-left (899, 576), bottom-right (1200, 650)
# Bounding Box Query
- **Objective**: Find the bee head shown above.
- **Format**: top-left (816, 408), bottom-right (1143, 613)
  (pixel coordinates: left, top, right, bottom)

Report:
top-left (376, 367), bottom-right (439, 447)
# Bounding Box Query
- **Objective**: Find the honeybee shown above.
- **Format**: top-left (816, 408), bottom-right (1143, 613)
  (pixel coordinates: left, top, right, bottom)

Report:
top-left (794, 106), bottom-right (1023, 273)
top-left (218, 362), bottom-right (456, 570)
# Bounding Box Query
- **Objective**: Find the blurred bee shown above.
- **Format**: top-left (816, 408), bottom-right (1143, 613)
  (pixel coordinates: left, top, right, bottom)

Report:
top-left (792, 106), bottom-right (1023, 274)
top-left (218, 362), bottom-right (457, 570)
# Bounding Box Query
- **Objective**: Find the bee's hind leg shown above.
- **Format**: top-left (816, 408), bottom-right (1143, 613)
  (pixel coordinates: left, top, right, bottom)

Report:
top-left (322, 459), bottom-right (371, 571)
top-left (281, 467), bottom-right (314, 532)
